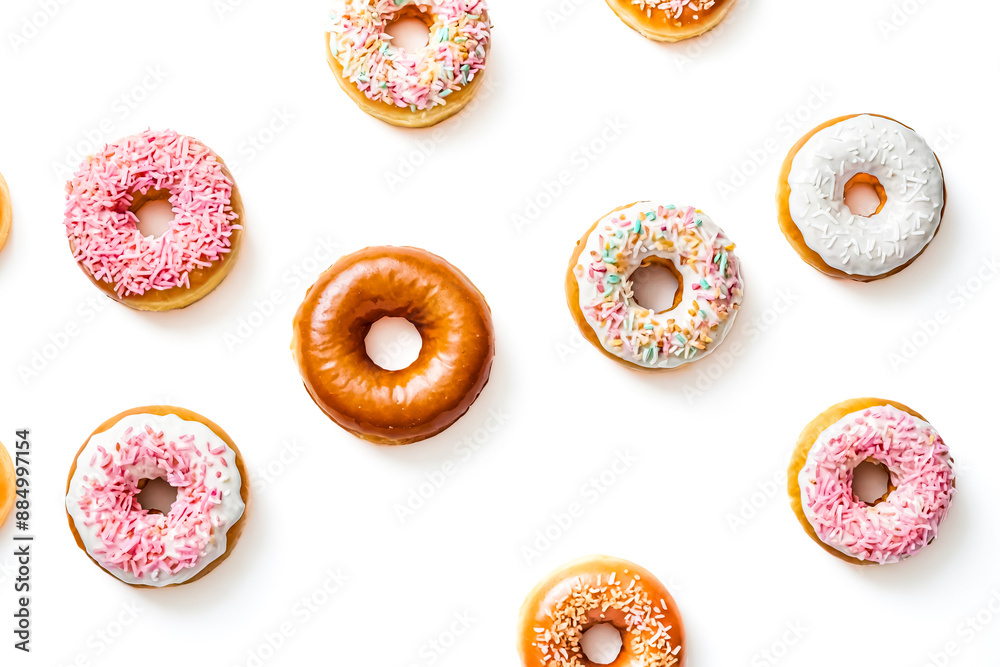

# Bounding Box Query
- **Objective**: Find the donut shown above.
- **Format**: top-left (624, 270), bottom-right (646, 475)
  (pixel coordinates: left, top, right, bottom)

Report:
top-left (292, 246), bottom-right (494, 444)
top-left (777, 114), bottom-right (945, 282)
top-left (65, 406), bottom-right (249, 587)
top-left (518, 556), bottom-right (685, 667)
top-left (0, 441), bottom-right (15, 529)
top-left (326, 0), bottom-right (491, 127)
top-left (0, 171), bottom-right (11, 253)
top-left (566, 201), bottom-right (744, 371)
top-left (604, 0), bottom-right (737, 42)
top-left (788, 398), bottom-right (956, 565)
top-left (63, 129), bottom-right (244, 311)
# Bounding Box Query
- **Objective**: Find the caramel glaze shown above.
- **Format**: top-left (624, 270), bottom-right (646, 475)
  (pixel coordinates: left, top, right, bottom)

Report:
top-left (65, 405), bottom-right (251, 588)
top-left (605, 0), bottom-right (737, 42)
top-left (787, 397), bottom-right (934, 566)
top-left (0, 441), bottom-right (14, 528)
top-left (0, 171), bottom-right (11, 253)
top-left (517, 556), bottom-right (686, 667)
top-left (324, 6), bottom-right (491, 128)
top-left (69, 157), bottom-right (245, 311)
top-left (292, 246), bottom-right (495, 445)
top-left (776, 114), bottom-right (947, 282)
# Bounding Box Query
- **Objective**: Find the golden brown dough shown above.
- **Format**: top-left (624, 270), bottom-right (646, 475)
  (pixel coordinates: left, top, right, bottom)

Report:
top-left (0, 441), bottom-right (15, 528)
top-left (0, 171), bottom-right (11, 253)
top-left (605, 0), bottom-right (738, 42)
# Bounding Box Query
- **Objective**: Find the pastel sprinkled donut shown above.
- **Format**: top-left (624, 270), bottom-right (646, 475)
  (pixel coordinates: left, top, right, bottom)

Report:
top-left (326, 0), bottom-right (491, 127)
top-left (566, 202), bottom-right (744, 370)
top-left (292, 246), bottom-right (494, 444)
top-left (65, 406), bottom-right (249, 587)
top-left (777, 114), bottom-right (945, 281)
top-left (518, 555), bottom-right (685, 667)
top-left (0, 171), bottom-right (11, 253)
top-left (0, 441), bottom-right (14, 529)
top-left (788, 398), bottom-right (955, 565)
top-left (604, 0), bottom-right (737, 42)
top-left (63, 129), bottom-right (244, 311)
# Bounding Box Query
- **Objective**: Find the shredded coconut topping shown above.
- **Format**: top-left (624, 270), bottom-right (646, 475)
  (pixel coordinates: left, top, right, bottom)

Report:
top-left (64, 129), bottom-right (239, 298)
top-left (329, 0), bottom-right (490, 111)
top-left (799, 405), bottom-right (955, 564)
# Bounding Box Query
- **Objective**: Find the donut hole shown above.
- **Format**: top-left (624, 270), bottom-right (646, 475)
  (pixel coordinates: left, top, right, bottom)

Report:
top-left (843, 173), bottom-right (887, 218)
top-left (852, 459), bottom-right (892, 505)
top-left (136, 477), bottom-right (178, 515)
top-left (581, 623), bottom-right (623, 665)
top-left (132, 188), bottom-right (175, 239)
top-left (629, 257), bottom-right (683, 313)
top-left (365, 317), bottom-right (423, 371)
top-left (385, 7), bottom-right (432, 52)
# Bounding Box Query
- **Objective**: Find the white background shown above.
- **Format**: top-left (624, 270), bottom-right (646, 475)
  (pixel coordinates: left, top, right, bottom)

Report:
top-left (1, 0), bottom-right (999, 665)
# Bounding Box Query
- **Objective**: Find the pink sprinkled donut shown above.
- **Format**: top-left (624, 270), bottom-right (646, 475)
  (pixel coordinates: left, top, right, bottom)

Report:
top-left (326, 0), bottom-right (491, 127)
top-left (63, 129), bottom-right (244, 311)
top-left (65, 406), bottom-right (249, 588)
top-left (788, 398), bottom-right (956, 565)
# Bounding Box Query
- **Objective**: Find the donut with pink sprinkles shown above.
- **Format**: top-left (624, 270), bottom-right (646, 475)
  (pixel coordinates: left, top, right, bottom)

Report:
top-left (66, 407), bottom-right (249, 587)
top-left (790, 400), bottom-right (955, 565)
top-left (63, 129), bottom-right (243, 311)
top-left (326, 0), bottom-right (491, 127)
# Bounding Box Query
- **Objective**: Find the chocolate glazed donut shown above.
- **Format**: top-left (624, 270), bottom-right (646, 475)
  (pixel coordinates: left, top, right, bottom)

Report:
top-left (292, 246), bottom-right (495, 445)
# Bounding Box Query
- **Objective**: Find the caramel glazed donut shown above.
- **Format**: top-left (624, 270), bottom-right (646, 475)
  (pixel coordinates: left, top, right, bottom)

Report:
top-left (777, 114), bottom-right (945, 281)
top-left (567, 202), bottom-right (743, 371)
top-left (63, 129), bottom-right (244, 311)
top-left (65, 406), bottom-right (249, 587)
top-left (518, 556), bottom-right (685, 667)
top-left (326, 0), bottom-right (491, 127)
top-left (605, 0), bottom-right (737, 42)
top-left (292, 246), bottom-right (494, 445)
top-left (788, 398), bottom-right (955, 565)
top-left (0, 170), bottom-right (11, 253)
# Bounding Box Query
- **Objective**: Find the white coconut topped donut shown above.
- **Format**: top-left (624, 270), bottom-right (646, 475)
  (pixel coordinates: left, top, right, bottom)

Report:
top-left (782, 114), bottom-right (945, 279)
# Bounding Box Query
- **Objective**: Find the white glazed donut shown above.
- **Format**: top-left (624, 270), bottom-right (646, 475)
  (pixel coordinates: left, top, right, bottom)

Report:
top-left (65, 407), bottom-right (248, 587)
top-left (566, 201), bottom-right (744, 370)
top-left (777, 114), bottom-right (945, 281)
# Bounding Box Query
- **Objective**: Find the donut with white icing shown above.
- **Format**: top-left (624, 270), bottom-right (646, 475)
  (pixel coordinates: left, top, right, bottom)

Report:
top-left (326, 0), bottom-right (491, 127)
top-left (63, 129), bottom-right (244, 311)
top-left (0, 171), bottom-right (11, 253)
top-left (777, 114), bottom-right (946, 281)
top-left (566, 202), bottom-right (744, 371)
top-left (605, 0), bottom-right (737, 42)
top-left (517, 555), bottom-right (685, 667)
top-left (65, 406), bottom-right (249, 588)
top-left (788, 398), bottom-right (955, 565)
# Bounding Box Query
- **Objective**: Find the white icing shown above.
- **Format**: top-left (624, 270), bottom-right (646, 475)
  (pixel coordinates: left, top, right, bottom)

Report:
top-left (66, 413), bottom-right (246, 587)
top-left (787, 115), bottom-right (944, 277)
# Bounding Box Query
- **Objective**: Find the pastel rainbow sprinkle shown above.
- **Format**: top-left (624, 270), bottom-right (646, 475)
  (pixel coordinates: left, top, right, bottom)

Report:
top-left (63, 129), bottom-right (239, 298)
top-left (799, 405), bottom-right (955, 564)
top-left (632, 0), bottom-right (717, 20)
top-left (329, 0), bottom-right (490, 112)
